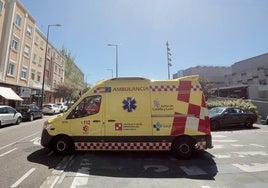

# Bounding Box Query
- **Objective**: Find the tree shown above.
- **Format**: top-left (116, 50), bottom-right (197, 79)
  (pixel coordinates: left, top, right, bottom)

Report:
top-left (199, 76), bottom-right (214, 100)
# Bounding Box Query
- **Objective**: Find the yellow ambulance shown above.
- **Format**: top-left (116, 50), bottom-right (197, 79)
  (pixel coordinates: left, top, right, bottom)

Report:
top-left (41, 75), bottom-right (212, 159)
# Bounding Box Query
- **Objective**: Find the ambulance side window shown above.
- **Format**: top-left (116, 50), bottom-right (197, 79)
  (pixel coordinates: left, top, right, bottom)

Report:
top-left (67, 95), bottom-right (101, 119)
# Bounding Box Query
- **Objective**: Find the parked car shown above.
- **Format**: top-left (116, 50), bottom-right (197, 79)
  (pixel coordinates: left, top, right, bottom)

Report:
top-left (56, 102), bottom-right (68, 113)
top-left (42, 104), bottom-right (60, 115)
top-left (209, 106), bottom-right (257, 130)
top-left (0, 105), bottom-right (22, 126)
top-left (17, 104), bottom-right (43, 121)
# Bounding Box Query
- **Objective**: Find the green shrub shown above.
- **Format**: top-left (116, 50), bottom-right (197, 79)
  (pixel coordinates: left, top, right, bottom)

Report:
top-left (207, 99), bottom-right (257, 114)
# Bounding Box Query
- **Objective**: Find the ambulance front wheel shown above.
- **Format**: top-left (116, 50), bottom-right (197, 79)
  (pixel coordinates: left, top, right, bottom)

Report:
top-left (171, 137), bottom-right (195, 159)
top-left (52, 135), bottom-right (74, 155)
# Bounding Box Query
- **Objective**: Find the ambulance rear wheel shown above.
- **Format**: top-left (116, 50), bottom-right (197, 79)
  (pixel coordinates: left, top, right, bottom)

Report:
top-left (52, 135), bottom-right (74, 155)
top-left (171, 137), bottom-right (195, 159)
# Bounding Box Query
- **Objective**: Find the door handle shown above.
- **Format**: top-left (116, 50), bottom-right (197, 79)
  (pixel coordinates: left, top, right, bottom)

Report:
top-left (93, 120), bottom-right (101, 123)
top-left (108, 120), bottom-right (116, 122)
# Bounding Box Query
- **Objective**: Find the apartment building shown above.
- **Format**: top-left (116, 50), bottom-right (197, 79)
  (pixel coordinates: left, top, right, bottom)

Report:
top-left (0, 0), bottom-right (65, 107)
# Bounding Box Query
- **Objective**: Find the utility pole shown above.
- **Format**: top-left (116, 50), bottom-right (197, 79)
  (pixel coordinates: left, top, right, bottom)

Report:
top-left (166, 41), bottom-right (172, 79)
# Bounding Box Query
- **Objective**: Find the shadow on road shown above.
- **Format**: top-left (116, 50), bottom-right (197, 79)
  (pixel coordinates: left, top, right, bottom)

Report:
top-left (27, 149), bottom-right (218, 180)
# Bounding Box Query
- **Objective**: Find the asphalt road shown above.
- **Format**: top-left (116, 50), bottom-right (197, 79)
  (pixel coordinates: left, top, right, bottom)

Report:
top-left (1, 118), bottom-right (268, 188)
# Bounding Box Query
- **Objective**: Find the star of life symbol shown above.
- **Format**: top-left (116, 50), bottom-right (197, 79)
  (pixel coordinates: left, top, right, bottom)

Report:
top-left (122, 97), bottom-right (137, 112)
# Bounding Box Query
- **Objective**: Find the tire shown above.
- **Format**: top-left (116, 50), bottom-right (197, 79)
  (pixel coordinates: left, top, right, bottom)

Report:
top-left (16, 117), bottom-right (22, 125)
top-left (30, 114), bottom-right (34, 121)
top-left (244, 118), bottom-right (253, 129)
top-left (211, 121), bottom-right (220, 131)
top-left (52, 135), bottom-right (74, 155)
top-left (171, 137), bottom-right (195, 159)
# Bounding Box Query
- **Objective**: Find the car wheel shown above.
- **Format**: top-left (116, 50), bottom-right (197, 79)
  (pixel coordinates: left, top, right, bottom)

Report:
top-left (30, 114), bottom-right (34, 121)
top-left (171, 136), bottom-right (195, 159)
top-left (211, 121), bottom-right (220, 131)
top-left (244, 118), bottom-right (253, 129)
top-left (16, 117), bottom-right (22, 125)
top-left (52, 135), bottom-right (74, 155)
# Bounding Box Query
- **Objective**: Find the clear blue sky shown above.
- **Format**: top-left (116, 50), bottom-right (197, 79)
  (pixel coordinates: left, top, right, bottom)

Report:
top-left (20, 0), bottom-right (268, 85)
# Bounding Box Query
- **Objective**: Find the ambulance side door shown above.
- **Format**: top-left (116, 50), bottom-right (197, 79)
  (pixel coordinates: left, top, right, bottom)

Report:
top-left (105, 82), bottom-right (151, 136)
top-left (66, 95), bottom-right (104, 136)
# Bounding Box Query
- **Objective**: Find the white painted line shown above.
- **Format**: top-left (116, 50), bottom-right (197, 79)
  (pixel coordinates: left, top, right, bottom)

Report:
top-left (250, 144), bottom-right (266, 148)
top-left (231, 144), bottom-right (246, 147)
top-left (30, 137), bottom-right (39, 142)
top-left (47, 150), bottom-right (54, 156)
top-left (10, 168), bottom-right (36, 188)
top-left (70, 167), bottom-right (90, 188)
top-left (180, 166), bottom-right (207, 176)
top-left (233, 151), bottom-right (268, 157)
top-left (214, 154), bottom-right (231, 159)
top-left (0, 131), bottom-right (40, 151)
top-left (212, 144), bottom-right (224, 149)
top-left (49, 176), bottom-right (60, 188)
top-left (213, 139), bottom-right (238, 143)
top-left (233, 163), bottom-right (268, 172)
top-left (212, 135), bottom-right (226, 138)
top-left (0, 148), bottom-right (17, 157)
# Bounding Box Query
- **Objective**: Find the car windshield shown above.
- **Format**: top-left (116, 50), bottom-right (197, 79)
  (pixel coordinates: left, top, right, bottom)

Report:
top-left (209, 107), bottom-right (226, 115)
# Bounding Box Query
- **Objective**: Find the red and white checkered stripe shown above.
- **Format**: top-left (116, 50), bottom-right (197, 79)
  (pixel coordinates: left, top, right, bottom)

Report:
top-left (191, 85), bottom-right (202, 91)
top-left (150, 85), bottom-right (179, 92)
top-left (197, 140), bottom-right (206, 150)
top-left (75, 142), bottom-right (171, 151)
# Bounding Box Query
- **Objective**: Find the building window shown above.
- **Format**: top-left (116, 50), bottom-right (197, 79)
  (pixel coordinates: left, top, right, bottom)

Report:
top-left (24, 45), bottom-right (30, 58)
top-left (39, 57), bottom-right (43, 66)
top-left (37, 72), bottom-right (41, 82)
top-left (0, 1), bottom-right (3, 14)
top-left (54, 65), bottom-right (58, 73)
top-left (33, 53), bottom-right (37, 63)
top-left (53, 80), bottom-right (56, 88)
top-left (259, 80), bottom-right (267, 85)
top-left (31, 71), bottom-right (35, 80)
top-left (11, 36), bottom-right (19, 51)
top-left (21, 67), bottom-right (28, 79)
top-left (48, 47), bottom-right (51, 56)
top-left (15, 14), bottom-right (22, 28)
top-left (7, 63), bottom-right (15, 76)
top-left (40, 41), bottom-right (44, 50)
top-left (26, 25), bottom-right (32, 38)
top-left (35, 36), bottom-right (39, 45)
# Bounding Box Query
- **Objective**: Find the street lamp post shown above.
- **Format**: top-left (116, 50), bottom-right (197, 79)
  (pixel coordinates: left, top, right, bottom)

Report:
top-left (106, 69), bottom-right (114, 78)
top-left (108, 44), bottom-right (119, 77)
top-left (40, 24), bottom-right (61, 108)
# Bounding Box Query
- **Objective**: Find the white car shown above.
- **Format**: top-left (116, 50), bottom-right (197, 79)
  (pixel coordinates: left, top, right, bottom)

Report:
top-left (56, 102), bottom-right (68, 113)
top-left (0, 105), bottom-right (22, 126)
top-left (42, 104), bottom-right (60, 115)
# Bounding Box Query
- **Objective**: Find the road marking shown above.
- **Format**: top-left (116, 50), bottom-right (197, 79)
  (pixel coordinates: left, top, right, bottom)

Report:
top-left (233, 151), bottom-right (268, 157)
top-left (10, 168), bottom-right (36, 188)
top-left (70, 167), bottom-right (90, 188)
top-left (212, 135), bottom-right (227, 138)
top-left (0, 148), bottom-right (17, 157)
top-left (213, 154), bottom-right (231, 159)
top-left (144, 165), bottom-right (169, 172)
top-left (180, 166), bottom-right (207, 175)
top-left (0, 131), bottom-right (40, 151)
top-left (212, 144), bottom-right (224, 149)
top-left (250, 144), bottom-right (266, 148)
top-left (213, 140), bottom-right (238, 143)
top-left (233, 163), bottom-right (268, 172)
